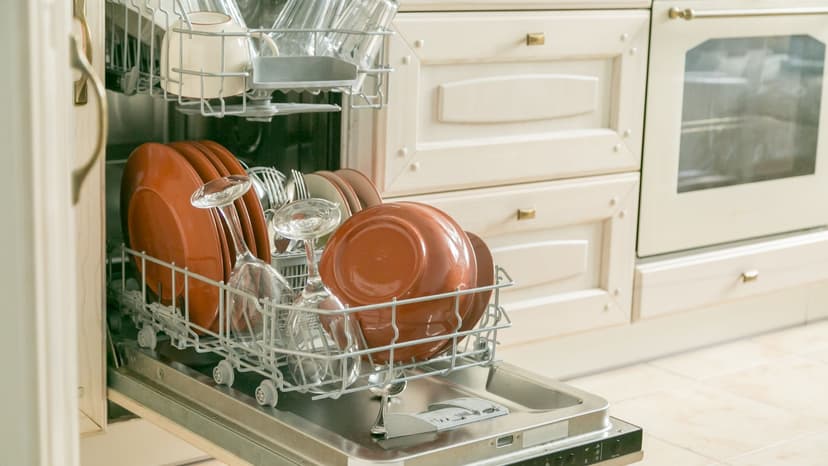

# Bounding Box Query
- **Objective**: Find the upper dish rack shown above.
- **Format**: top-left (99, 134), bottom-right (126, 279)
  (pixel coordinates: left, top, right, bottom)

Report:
top-left (107, 245), bottom-right (513, 406)
top-left (104, 0), bottom-right (394, 120)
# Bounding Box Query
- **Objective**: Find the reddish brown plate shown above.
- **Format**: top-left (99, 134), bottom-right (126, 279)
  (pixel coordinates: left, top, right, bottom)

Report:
top-left (167, 142), bottom-right (232, 285)
top-left (189, 141), bottom-right (257, 262)
top-left (319, 202), bottom-right (476, 363)
top-left (120, 143), bottom-right (223, 332)
top-left (435, 231), bottom-right (494, 354)
top-left (317, 170), bottom-right (363, 214)
top-left (188, 141), bottom-right (258, 264)
top-left (335, 168), bottom-right (382, 208)
top-left (199, 140), bottom-right (271, 265)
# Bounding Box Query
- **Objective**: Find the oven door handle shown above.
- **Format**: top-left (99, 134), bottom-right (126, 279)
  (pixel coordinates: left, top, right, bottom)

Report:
top-left (669, 6), bottom-right (828, 20)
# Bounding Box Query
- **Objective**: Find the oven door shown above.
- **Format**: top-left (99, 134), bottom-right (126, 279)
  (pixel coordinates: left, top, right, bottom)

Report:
top-left (639, 0), bottom-right (828, 257)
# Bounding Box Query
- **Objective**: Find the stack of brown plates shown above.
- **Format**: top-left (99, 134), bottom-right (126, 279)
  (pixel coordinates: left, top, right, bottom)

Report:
top-left (295, 168), bottom-right (383, 246)
top-left (121, 141), bottom-right (270, 333)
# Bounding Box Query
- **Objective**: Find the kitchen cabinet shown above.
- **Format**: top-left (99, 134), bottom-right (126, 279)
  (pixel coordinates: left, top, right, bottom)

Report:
top-left (634, 230), bottom-right (828, 320)
top-left (396, 173), bottom-right (639, 345)
top-left (4, 0), bottom-right (87, 463)
top-left (374, 10), bottom-right (649, 196)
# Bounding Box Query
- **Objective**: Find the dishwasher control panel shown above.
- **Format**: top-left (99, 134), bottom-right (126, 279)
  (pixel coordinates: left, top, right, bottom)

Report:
top-left (510, 419), bottom-right (642, 466)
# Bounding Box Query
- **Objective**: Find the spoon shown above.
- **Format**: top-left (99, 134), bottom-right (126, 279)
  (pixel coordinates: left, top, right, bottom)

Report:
top-left (368, 367), bottom-right (407, 397)
top-left (369, 367), bottom-right (407, 437)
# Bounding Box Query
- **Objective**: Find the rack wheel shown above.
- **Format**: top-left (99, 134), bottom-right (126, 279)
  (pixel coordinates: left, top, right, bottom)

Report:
top-left (212, 360), bottom-right (235, 387)
top-left (255, 380), bottom-right (278, 407)
top-left (137, 326), bottom-right (157, 350)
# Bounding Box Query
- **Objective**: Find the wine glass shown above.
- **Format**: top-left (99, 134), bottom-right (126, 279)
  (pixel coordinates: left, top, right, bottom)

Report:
top-left (191, 175), bottom-right (294, 353)
top-left (270, 198), bottom-right (361, 393)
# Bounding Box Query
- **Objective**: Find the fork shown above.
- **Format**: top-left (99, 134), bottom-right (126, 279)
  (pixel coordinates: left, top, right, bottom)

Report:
top-left (291, 169), bottom-right (310, 200)
top-left (265, 169), bottom-right (289, 206)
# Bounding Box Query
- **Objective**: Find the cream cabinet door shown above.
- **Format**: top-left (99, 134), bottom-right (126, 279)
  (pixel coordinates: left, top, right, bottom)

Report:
top-left (393, 173), bottom-right (639, 346)
top-left (635, 231), bottom-right (828, 320)
top-left (74, 0), bottom-right (107, 432)
top-left (376, 11), bottom-right (649, 196)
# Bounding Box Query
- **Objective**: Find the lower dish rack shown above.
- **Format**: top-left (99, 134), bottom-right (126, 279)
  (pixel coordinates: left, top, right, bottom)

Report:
top-left (108, 245), bottom-right (513, 408)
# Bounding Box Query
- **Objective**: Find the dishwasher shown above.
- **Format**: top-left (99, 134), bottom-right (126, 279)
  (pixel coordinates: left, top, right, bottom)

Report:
top-left (100, 1), bottom-right (644, 464)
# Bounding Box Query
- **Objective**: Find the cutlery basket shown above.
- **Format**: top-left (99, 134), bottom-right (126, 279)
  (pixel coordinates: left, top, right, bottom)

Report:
top-left (108, 244), bottom-right (513, 405)
top-left (104, 0), bottom-right (394, 119)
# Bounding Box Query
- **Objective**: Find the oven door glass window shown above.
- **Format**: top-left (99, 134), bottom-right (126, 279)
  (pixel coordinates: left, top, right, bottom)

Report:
top-left (678, 35), bottom-right (825, 193)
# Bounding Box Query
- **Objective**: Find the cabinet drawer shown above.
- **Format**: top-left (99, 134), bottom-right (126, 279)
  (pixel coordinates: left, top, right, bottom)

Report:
top-left (395, 173), bottom-right (639, 345)
top-left (634, 231), bottom-right (828, 320)
top-left (377, 11), bottom-right (649, 196)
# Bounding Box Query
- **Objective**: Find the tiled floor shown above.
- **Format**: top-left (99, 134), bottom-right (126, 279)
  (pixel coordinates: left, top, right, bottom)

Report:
top-left (567, 320), bottom-right (828, 466)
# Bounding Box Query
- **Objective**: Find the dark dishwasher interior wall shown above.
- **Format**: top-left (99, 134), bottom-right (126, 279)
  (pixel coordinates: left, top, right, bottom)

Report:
top-left (104, 90), bottom-right (342, 247)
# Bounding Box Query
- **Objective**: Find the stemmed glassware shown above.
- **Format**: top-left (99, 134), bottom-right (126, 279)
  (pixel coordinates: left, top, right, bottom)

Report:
top-left (191, 175), bottom-right (294, 353)
top-left (270, 198), bottom-right (362, 393)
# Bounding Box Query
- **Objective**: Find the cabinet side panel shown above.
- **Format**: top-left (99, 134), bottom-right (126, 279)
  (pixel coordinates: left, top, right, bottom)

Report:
top-left (75, 0), bottom-right (107, 431)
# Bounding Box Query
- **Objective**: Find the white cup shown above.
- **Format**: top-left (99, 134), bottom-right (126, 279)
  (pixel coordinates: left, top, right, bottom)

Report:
top-left (160, 11), bottom-right (253, 99)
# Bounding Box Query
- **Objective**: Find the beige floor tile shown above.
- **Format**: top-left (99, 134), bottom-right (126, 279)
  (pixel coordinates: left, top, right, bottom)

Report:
top-left (611, 384), bottom-right (825, 461)
top-left (728, 430), bottom-right (828, 465)
top-left (650, 340), bottom-right (787, 380)
top-left (804, 347), bottom-right (828, 364)
top-left (638, 435), bottom-right (719, 466)
top-left (566, 364), bottom-right (692, 403)
top-left (752, 320), bottom-right (828, 355)
top-left (707, 355), bottom-right (828, 421)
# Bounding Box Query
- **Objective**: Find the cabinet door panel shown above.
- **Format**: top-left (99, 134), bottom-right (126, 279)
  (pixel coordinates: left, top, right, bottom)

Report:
top-left (394, 173), bottom-right (639, 345)
top-left (75, 0), bottom-right (107, 432)
top-left (635, 231), bottom-right (828, 320)
top-left (377, 11), bottom-right (649, 196)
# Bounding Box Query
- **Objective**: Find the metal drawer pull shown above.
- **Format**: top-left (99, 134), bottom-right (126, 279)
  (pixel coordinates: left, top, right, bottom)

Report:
top-left (517, 208), bottom-right (537, 221)
top-left (669, 6), bottom-right (828, 20)
top-left (740, 270), bottom-right (759, 283)
top-left (70, 32), bottom-right (108, 205)
top-left (526, 33), bottom-right (545, 46)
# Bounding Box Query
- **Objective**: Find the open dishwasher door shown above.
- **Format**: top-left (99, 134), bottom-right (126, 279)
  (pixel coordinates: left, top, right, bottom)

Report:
top-left (108, 341), bottom-right (642, 466)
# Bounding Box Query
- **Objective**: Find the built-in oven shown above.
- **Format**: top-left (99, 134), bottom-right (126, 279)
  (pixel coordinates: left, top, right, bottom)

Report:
top-left (638, 0), bottom-right (828, 257)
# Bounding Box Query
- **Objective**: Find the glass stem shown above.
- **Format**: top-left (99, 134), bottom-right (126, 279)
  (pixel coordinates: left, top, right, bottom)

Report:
top-left (217, 203), bottom-right (253, 260)
top-left (303, 237), bottom-right (323, 294)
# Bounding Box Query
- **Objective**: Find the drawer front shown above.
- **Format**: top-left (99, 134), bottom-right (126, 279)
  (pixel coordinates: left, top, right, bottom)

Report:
top-left (377, 11), bottom-right (649, 196)
top-left (634, 231), bottom-right (828, 320)
top-left (400, 1), bottom-right (652, 12)
top-left (394, 173), bottom-right (639, 346)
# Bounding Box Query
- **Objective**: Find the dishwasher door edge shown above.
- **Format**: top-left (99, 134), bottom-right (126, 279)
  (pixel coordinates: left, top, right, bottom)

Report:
top-left (108, 365), bottom-right (333, 466)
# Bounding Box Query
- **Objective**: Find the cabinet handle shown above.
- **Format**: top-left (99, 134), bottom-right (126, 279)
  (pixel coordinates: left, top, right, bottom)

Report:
top-left (669, 6), bottom-right (828, 21)
top-left (517, 208), bottom-right (536, 221)
top-left (526, 33), bottom-right (545, 46)
top-left (740, 270), bottom-right (759, 283)
top-left (73, 0), bottom-right (92, 105)
top-left (70, 32), bottom-right (108, 205)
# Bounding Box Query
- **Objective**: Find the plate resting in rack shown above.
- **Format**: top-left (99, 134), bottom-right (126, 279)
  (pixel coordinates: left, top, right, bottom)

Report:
top-left (199, 140), bottom-right (272, 265)
top-left (120, 143), bottom-right (223, 332)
